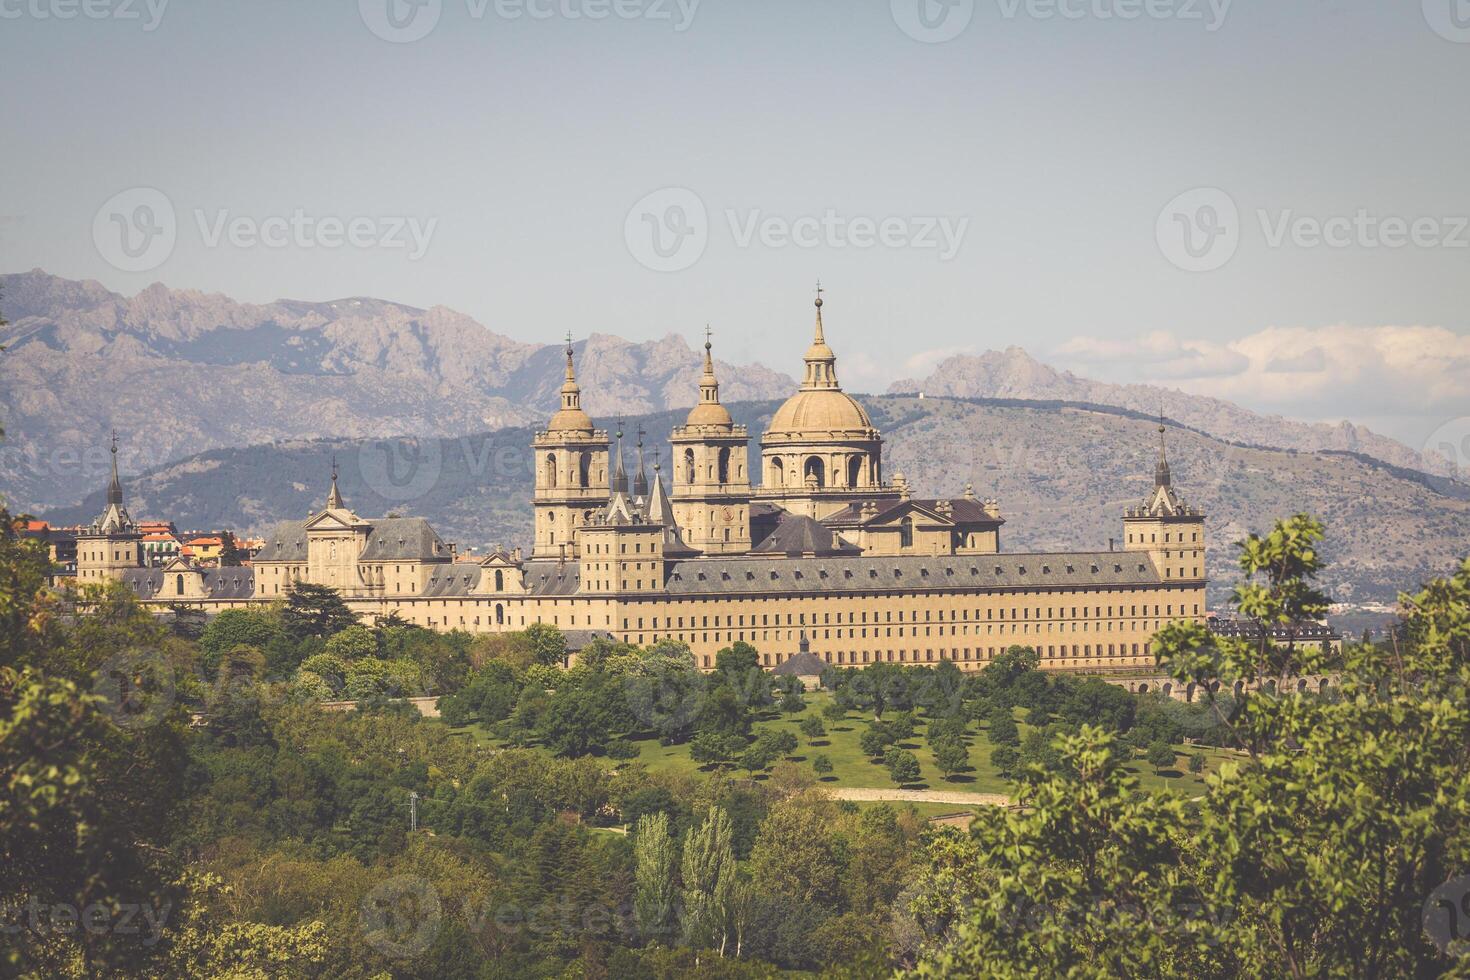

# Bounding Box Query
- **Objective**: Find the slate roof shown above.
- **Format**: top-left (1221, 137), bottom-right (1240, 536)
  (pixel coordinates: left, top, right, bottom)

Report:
top-left (750, 514), bottom-right (860, 557)
top-left (822, 497), bottom-right (1001, 527)
top-left (358, 518), bottom-right (449, 562)
top-left (119, 566), bottom-right (256, 600)
top-left (522, 561), bottom-right (581, 596)
top-left (422, 564), bottom-right (483, 597)
top-left (772, 651), bottom-right (828, 676)
top-left (254, 516), bottom-right (448, 564)
top-left (253, 521), bottom-right (308, 562)
top-left (664, 551), bottom-right (1161, 596)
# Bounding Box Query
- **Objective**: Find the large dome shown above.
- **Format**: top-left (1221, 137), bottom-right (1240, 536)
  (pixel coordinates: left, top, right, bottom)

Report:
top-left (767, 388), bottom-right (874, 437)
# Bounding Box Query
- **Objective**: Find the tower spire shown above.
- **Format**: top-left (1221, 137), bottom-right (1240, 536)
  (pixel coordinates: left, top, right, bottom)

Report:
top-left (561, 333), bottom-right (582, 409)
top-left (699, 325), bottom-right (721, 407)
top-left (327, 454), bottom-right (345, 509)
top-left (612, 418), bottom-right (629, 495)
top-left (633, 423), bottom-right (649, 499)
top-left (107, 430), bottom-right (124, 506)
top-left (1155, 403), bottom-right (1171, 489)
top-left (801, 282), bottom-right (840, 390)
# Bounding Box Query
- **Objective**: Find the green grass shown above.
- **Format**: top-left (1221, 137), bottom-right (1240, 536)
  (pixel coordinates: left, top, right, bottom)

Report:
top-left (435, 691), bottom-right (1231, 798)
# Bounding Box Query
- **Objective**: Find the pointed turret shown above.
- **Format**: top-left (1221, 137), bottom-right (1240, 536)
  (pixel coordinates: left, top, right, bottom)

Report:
top-left (612, 420), bottom-right (629, 495)
top-left (1154, 412), bottom-right (1172, 490)
top-left (547, 335), bottom-right (594, 434)
top-left (633, 424), bottom-right (650, 500)
top-left (685, 327), bottom-right (734, 429)
top-left (326, 455), bottom-right (346, 510)
top-left (647, 455), bottom-right (675, 527)
top-left (107, 430), bottom-right (124, 506)
top-left (801, 281), bottom-right (840, 390)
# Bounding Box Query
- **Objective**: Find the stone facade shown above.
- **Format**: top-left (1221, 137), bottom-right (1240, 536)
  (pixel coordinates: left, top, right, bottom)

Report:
top-left (79, 291), bottom-right (1210, 674)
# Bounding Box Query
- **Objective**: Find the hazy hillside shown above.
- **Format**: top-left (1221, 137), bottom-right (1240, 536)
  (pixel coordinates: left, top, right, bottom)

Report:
top-left (45, 395), bottom-right (1470, 607)
top-left (0, 270), bottom-right (795, 510)
top-left (891, 348), bottom-right (1451, 478)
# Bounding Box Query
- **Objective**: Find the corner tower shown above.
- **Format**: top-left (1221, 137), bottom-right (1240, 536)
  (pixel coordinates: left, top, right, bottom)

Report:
top-left (670, 329), bottom-right (752, 553)
top-left (757, 286), bottom-right (897, 520)
top-left (532, 338), bottom-right (610, 559)
top-left (1123, 418), bottom-right (1206, 583)
top-left (76, 433), bottom-right (144, 584)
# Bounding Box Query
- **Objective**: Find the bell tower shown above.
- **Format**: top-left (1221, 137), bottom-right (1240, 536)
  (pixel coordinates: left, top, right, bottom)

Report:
top-left (532, 338), bottom-right (610, 559)
top-left (1123, 416), bottom-right (1206, 583)
top-left (670, 329), bottom-right (752, 554)
top-left (76, 433), bottom-right (144, 584)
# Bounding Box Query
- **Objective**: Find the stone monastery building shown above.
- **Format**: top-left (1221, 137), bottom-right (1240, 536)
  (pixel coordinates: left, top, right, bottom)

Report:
top-left (80, 292), bottom-right (1207, 672)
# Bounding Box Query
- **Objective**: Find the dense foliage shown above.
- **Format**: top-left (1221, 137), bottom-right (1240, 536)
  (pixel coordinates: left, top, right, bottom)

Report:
top-left (5, 495), bottom-right (1469, 977)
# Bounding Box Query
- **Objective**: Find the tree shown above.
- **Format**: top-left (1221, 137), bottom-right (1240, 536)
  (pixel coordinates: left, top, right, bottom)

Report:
top-left (680, 807), bottom-right (736, 952)
top-left (322, 623), bottom-right (377, 661)
top-left (885, 747), bottom-right (921, 786)
top-left (690, 731), bottom-right (744, 768)
top-left (933, 739), bottom-right (968, 781)
top-left (1189, 753), bottom-right (1206, 775)
top-left (216, 532), bottom-right (243, 567)
top-left (811, 754), bottom-right (834, 780)
top-left (199, 608), bottom-right (282, 679)
top-left (779, 683), bottom-right (805, 714)
top-left (989, 744), bottom-right (1020, 780)
top-left (524, 622), bottom-right (568, 666)
top-left (281, 582), bottom-right (356, 641)
top-left (739, 741), bottom-right (776, 776)
top-left (822, 700), bottom-right (848, 724)
top-left (859, 724), bottom-right (892, 758)
top-left (987, 705), bottom-right (1019, 746)
top-left (909, 515), bottom-right (1470, 978)
top-left (1145, 739), bottom-right (1175, 774)
top-left (799, 715), bottom-right (826, 742)
top-left (634, 812), bottom-right (678, 943)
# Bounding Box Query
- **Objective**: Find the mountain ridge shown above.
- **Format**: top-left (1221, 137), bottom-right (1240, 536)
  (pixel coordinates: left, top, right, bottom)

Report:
top-left (890, 347), bottom-right (1447, 479)
top-left (0, 269), bottom-right (796, 510)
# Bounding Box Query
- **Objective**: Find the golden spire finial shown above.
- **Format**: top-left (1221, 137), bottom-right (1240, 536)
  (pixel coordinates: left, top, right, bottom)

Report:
top-left (813, 280), bottom-right (826, 344)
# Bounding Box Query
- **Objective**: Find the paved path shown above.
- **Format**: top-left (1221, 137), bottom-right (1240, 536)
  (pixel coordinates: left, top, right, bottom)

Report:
top-left (829, 788), bottom-right (1011, 807)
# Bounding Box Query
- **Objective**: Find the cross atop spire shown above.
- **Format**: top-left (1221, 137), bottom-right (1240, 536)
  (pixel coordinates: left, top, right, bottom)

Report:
top-left (1155, 400), bottom-right (1171, 489)
top-left (612, 417), bottom-right (629, 495)
top-left (107, 429), bottom-right (124, 506)
top-left (801, 282), bottom-right (840, 390)
top-left (633, 423), bottom-right (649, 499)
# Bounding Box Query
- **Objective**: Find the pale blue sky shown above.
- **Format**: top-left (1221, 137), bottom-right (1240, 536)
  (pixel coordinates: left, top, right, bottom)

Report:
top-left (2, 0), bottom-right (1468, 449)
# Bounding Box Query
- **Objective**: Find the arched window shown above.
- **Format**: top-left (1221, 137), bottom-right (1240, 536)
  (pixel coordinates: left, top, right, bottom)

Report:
top-left (546, 453), bottom-right (558, 489)
top-left (900, 516), bottom-right (914, 549)
top-left (578, 452), bottom-right (591, 488)
top-left (804, 456), bottom-right (825, 487)
top-left (494, 569), bottom-right (504, 591)
top-left (684, 448), bottom-right (696, 485)
top-left (770, 457), bottom-right (785, 487)
top-left (175, 574), bottom-right (185, 596)
top-left (495, 603), bottom-right (504, 625)
top-left (847, 455), bottom-right (863, 488)
top-left (718, 447), bottom-right (731, 484)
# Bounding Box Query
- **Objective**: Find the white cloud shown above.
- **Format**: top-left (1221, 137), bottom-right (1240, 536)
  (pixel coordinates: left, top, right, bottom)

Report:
top-left (1052, 324), bottom-right (1470, 443)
